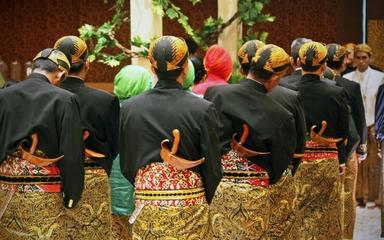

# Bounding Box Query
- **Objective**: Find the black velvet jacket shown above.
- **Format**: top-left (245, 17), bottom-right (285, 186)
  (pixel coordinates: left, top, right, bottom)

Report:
top-left (60, 76), bottom-right (119, 174)
top-left (204, 79), bottom-right (297, 184)
top-left (119, 79), bottom-right (222, 203)
top-left (0, 73), bottom-right (84, 205)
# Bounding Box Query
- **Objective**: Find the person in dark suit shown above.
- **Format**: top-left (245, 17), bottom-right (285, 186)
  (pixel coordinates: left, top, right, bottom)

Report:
top-left (279, 37), bottom-right (312, 89)
top-left (54, 36), bottom-right (119, 240)
top-left (119, 36), bottom-right (222, 238)
top-left (294, 41), bottom-right (349, 239)
top-left (326, 43), bottom-right (367, 239)
top-left (236, 39), bottom-right (306, 239)
top-left (205, 43), bottom-right (296, 239)
top-left (0, 48), bottom-right (84, 239)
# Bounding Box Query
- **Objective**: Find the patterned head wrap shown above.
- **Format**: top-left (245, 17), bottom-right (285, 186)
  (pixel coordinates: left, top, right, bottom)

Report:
top-left (204, 45), bottom-right (233, 80)
top-left (148, 36), bottom-right (189, 72)
top-left (343, 43), bottom-right (355, 53)
top-left (238, 40), bottom-right (266, 66)
top-left (354, 44), bottom-right (372, 56)
top-left (183, 60), bottom-right (195, 90)
top-left (113, 65), bottom-right (152, 100)
top-left (54, 36), bottom-right (88, 64)
top-left (299, 41), bottom-right (327, 66)
top-left (252, 44), bottom-right (290, 74)
top-left (33, 48), bottom-right (70, 78)
top-left (326, 43), bottom-right (347, 62)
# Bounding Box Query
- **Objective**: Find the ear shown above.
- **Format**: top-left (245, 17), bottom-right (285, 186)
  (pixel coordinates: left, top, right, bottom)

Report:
top-left (53, 70), bottom-right (66, 86)
top-left (85, 60), bottom-right (90, 71)
top-left (151, 66), bottom-right (156, 74)
top-left (264, 74), bottom-right (280, 92)
top-left (296, 58), bottom-right (301, 67)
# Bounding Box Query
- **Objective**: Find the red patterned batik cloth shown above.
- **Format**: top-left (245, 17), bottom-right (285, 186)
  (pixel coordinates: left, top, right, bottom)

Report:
top-left (0, 151), bottom-right (61, 193)
top-left (302, 140), bottom-right (338, 162)
top-left (221, 150), bottom-right (269, 187)
top-left (134, 162), bottom-right (206, 207)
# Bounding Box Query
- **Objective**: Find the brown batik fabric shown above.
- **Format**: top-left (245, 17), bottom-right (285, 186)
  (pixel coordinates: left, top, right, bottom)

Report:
top-left (209, 150), bottom-right (270, 240)
top-left (294, 141), bottom-right (343, 240)
top-left (111, 214), bottom-right (132, 240)
top-left (65, 168), bottom-right (112, 240)
top-left (343, 153), bottom-right (358, 239)
top-left (267, 174), bottom-right (300, 240)
top-left (0, 190), bottom-right (65, 240)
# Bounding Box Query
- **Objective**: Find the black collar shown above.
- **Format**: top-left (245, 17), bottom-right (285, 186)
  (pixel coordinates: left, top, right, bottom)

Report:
top-left (28, 73), bottom-right (51, 84)
top-left (60, 76), bottom-right (85, 89)
top-left (301, 74), bottom-right (321, 82)
top-left (240, 78), bottom-right (268, 93)
top-left (154, 79), bottom-right (183, 90)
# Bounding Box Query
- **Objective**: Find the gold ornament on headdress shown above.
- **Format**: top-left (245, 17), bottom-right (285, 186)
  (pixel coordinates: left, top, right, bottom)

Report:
top-left (252, 44), bottom-right (290, 73)
top-left (54, 36), bottom-right (88, 64)
top-left (238, 40), bottom-right (265, 64)
top-left (148, 36), bottom-right (189, 72)
top-left (354, 44), bottom-right (372, 56)
top-left (299, 42), bottom-right (327, 66)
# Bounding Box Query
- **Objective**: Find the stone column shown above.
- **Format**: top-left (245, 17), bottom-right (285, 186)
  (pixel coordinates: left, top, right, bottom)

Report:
top-left (130, 0), bottom-right (162, 70)
top-left (217, 0), bottom-right (241, 62)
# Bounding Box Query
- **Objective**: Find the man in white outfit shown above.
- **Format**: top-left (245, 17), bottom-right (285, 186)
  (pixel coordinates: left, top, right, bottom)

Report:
top-left (344, 43), bottom-right (384, 208)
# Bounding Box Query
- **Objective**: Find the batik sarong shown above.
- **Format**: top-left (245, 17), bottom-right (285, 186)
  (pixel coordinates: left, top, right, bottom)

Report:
top-left (267, 168), bottom-right (300, 240)
top-left (65, 158), bottom-right (112, 240)
top-left (132, 162), bottom-right (210, 239)
top-left (295, 140), bottom-right (342, 240)
top-left (0, 151), bottom-right (65, 240)
top-left (209, 150), bottom-right (270, 240)
top-left (343, 153), bottom-right (358, 239)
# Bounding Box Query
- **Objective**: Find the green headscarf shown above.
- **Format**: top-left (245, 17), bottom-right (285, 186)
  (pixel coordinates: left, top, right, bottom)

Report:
top-left (114, 65), bottom-right (152, 100)
top-left (183, 59), bottom-right (195, 90)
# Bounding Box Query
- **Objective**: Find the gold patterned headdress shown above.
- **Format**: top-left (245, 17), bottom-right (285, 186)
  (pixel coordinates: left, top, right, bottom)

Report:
top-left (54, 36), bottom-right (88, 64)
top-left (354, 44), bottom-right (372, 56)
top-left (343, 43), bottom-right (355, 53)
top-left (148, 36), bottom-right (189, 72)
top-left (299, 41), bottom-right (327, 66)
top-left (326, 43), bottom-right (347, 62)
top-left (33, 48), bottom-right (70, 77)
top-left (252, 44), bottom-right (290, 73)
top-left (238, 40), bottom-right (266, 65)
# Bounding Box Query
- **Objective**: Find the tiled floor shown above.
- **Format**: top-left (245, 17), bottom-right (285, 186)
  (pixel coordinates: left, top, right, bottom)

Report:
top-left (354, 207), bottom-right (382, 239)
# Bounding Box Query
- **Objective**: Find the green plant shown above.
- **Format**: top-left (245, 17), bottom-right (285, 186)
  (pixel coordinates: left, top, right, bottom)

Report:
top-left (78, 0), bottom-right (275, 67)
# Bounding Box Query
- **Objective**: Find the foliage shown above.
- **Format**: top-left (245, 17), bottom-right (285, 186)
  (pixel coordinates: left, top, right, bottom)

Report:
top-left (79, 0), bottom-right (149, 67)
top-left (78, 0), bottom-right (274, 67)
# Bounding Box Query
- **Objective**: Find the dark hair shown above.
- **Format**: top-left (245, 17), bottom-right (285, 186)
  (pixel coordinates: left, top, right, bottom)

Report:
top-left (327, 55), bottom-right (344, 70)
top-left (185, 38), bottom-right (199, 55)
top-left (69, 61), bottom-right (85, 73)
top-left (155, 68), bottom-right (183, 81)
top-left (249, 64), bottom-right (274, 80)
top-left (240, 63), bottom-right (251, 74)
top-left (31, 59), bottom-right (59, 73)
top-left (190, 56), bottom-right (206, 83)
top-left (291, 38), bottom-right (311, 61)
top-left (301, 62), bottom-right (324, 72)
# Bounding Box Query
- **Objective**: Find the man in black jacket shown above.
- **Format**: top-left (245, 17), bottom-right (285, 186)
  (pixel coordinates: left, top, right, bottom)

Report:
top-left (280, 37), bottom-right (312, 89)
top-left (54, 36), bottom-right (119, 239)
top-left (294, 41), bottom-right (349, 239)
top-left (119, 36), bottom-right (222, 238)
top-left (0, 48), bottom-right (84, 239)
top-left (326, 43), bottom-right (367, 239)
top-left (237, 39), bottom-right (306, 239)
top-left (205, 44), bottom-right (296, 239)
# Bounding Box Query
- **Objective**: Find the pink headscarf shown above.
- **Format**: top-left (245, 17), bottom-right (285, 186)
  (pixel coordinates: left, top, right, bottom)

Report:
top-left (192, 45), bottom-right (233, 95)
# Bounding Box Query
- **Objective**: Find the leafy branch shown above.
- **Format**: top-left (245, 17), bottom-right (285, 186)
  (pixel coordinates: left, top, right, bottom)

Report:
top-left (78, 0), bottom-right (274, 67)
top-left (78, 0), bottom-right (149, 67)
